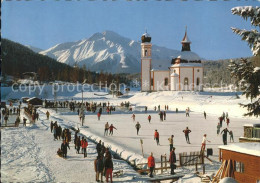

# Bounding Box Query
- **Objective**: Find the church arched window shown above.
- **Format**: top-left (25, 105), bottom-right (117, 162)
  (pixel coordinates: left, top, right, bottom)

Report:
top-left (144, 50), bottom-right (147, 56)
top-left (184, 78), bottom-right (189, 85)
top-left (196, 78), bottom-right (200, 86)
top-left (164, 78), bottom-right (168, 86)
top-left (151, 78), bottom-right (153, 86)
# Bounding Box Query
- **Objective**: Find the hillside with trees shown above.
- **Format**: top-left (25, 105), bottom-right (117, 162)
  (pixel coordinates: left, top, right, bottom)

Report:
top-left (1, 39), bottom-right (130, 85)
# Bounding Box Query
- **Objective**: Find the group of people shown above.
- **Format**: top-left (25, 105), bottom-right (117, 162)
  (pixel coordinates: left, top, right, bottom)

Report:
top-left (94, 144), bottom-right (114, 183)
top-left (158, 111), bottom-right (166, 121)
top-left (104, 122), bottom-right (117, 136)
top-left (217, 112), bottom-right (234, 145)
top-left (147, 148), bottom-right (176, 178)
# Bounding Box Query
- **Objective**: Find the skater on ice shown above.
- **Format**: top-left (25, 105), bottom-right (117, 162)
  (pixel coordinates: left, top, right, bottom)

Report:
top-left (148, 115), bottom-right (151, 123)
top-left (201, 134), bottom-right (211, 152)
top-left (104, 122), bottom-right (109, 136)
top-left (229, 130), bottom-right (234, 143)
top-left (183, 127), bottom-right (191, 144)
top-left (109, 124), bottom-right (117, 136)
top-left (226, 118), bottom-right (230, 127)
top-left (131, 113), bottom-right (136, 122)
top-left (221, 128), bottom-right (229, 145)
top-left (135, 122), bottom-right (141, 135)
top-left (168, 135), bottom-right (174, 152)
top-left (154, 130), bottom-right (160, 145)
top-left (217, 123), bottom-right (221, 135)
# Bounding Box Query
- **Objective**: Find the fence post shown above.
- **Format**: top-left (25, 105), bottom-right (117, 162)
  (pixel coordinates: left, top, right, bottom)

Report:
top-left (161, 155), bottom-right (163, 174)
top-left (179, 153), bottom-right (182, 166)
top-left (164, 154), bottom-right (167, 172)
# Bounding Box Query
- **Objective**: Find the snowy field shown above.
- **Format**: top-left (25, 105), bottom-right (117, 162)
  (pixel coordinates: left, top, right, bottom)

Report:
top-left (1, 85), bottom-right (259, 182)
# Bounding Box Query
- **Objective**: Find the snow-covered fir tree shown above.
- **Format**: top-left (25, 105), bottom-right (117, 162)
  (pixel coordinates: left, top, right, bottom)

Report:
top-left (229, 6), bottom-right (260, 117)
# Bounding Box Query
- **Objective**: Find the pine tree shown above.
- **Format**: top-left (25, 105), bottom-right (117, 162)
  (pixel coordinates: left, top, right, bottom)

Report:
top-left (228, 6), bottom-right (260, 117)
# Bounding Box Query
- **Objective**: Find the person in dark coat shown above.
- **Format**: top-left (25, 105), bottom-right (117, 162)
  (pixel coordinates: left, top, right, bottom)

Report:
top-left (76, 136), bottom-right (81, 154)
top-left (96, 140), bottom-right (102, 156)
top-left (135, 122), bottom-right (141, 135)
top-left (204, 111), bottom-right (207, 119)
top-left (50, 121), bottom-right (54, 133)
top-left (163, 111), bottom-right (166, 120)
top-left (221, 128), bottom-right (229, 145)
top-left (169, 147), bottom-right (177, 175)
top-left (23, 117), bottom-right (27, 127)
top-left (104, 154), bottom-right (113, 183)
top-left (61, 140), bottom-right (70, 158)
top-left (96, 155), bottom-right (104, 182)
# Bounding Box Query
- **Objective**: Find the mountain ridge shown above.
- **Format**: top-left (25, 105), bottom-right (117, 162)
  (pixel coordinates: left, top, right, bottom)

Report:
top-left (39, 30), bottom-right (201, 73)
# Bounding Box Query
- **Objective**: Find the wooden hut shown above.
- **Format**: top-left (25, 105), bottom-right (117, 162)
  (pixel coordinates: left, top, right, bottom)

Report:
top-left (213, 143), bottom-right (260, 183)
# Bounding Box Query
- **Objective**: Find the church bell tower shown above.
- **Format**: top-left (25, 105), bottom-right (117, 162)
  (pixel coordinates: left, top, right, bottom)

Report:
top-left (141, 31), bottom-right (152, 92)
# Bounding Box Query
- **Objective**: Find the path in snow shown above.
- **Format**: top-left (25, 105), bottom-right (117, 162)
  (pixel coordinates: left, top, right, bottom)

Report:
top-left (1, 109), bottom-right (139, 183)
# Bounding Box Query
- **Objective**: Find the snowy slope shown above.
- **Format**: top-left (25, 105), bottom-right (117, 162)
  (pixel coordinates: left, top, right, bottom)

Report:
top-left (39, 31), bottom-right (200, 73)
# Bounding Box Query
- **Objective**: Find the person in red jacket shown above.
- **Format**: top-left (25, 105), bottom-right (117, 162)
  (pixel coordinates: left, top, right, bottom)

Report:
top-left (81, 138), bottom-right (88, 158)
top-left (169, 147), bottom-right (177, 174)
top-left (147, 152), bottom-right (155, 178)
top-left (154, 130), bottom-right (160, 145)
top-left (183, 127), bottom-right (191, 144)
top-left (109, 124), bottom-right (117, 136)
top-left (97, 112), bottom-right (101, 121)
top-left (148, 115), bottom-right (151, 123)
top-left (226, 118), bottom-right (230, 127)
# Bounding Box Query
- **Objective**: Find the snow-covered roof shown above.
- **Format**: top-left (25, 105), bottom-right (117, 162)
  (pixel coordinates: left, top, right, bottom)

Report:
top-left (219, 143), bottom-right (260, 157)
top-left (151, 59), bottom-right (171, 70)
top-left (243, 123), bottom-right (260, 127)
top-left (27, 97), bottom-right (42, 102)
top-left (175, 51), bottom-right (200, 61)
top-left (171, 63), bottom-right (202, 67)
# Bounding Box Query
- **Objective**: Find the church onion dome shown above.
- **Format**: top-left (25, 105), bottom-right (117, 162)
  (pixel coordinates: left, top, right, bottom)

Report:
top-left (141, 32), bottom-right (152, 43)
top-left (181, 31), bottom-right (191, 44)
top-left (181, 27), bottom-right (191, 51)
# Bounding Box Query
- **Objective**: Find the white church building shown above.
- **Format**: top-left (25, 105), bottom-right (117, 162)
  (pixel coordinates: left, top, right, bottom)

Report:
top-left (141, 29), bottom-right (203, 92)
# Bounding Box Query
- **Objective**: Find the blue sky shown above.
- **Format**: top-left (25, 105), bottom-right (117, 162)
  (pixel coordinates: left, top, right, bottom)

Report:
top-left (2, 1), bottom-right (259, 60)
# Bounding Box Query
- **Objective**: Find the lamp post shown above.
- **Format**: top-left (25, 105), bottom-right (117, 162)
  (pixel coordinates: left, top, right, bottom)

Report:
top-left (81, 79), bottom-right (87, 126)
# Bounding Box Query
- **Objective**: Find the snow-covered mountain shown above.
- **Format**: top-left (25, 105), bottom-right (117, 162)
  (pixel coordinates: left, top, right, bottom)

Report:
top-left (40, 31), bottom-right (200, 73)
